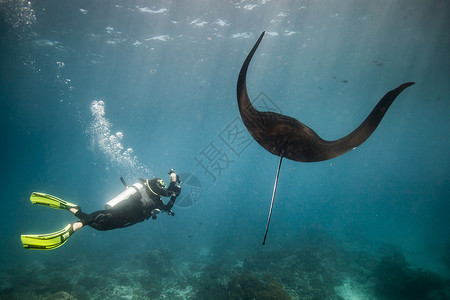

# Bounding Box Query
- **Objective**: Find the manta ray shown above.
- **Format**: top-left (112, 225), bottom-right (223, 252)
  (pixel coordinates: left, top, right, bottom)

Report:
top-left (236, 31), bottom-right (414, 244)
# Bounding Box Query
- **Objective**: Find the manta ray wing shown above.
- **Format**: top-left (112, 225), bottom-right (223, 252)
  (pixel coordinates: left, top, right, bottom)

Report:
top-left (237, 31), bottom-right (415, 162)
top-left (236, 31), bottom-right (414, 244)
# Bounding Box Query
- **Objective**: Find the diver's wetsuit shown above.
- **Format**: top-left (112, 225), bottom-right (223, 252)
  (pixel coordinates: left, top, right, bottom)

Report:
top-left (75, 178), bottom-right (180, 231)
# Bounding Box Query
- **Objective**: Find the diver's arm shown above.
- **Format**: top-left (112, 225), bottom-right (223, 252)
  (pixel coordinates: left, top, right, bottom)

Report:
top-left (159, 188), bottom-right (172, 197)
top-left (164, 195), bottom-right (177, 211)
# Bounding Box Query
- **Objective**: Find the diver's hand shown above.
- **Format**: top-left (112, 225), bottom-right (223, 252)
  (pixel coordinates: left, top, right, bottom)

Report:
top-left (167, 210), bottom-right (175, 216)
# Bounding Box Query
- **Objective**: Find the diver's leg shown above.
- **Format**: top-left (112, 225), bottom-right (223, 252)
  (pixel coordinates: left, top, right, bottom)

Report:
top-left (72, 221), bottom-right (83, 231)
top-left (69, 207), bottom-right (79, 214)
top-left (64, 208), bottom-right (86, 231)
top-left (67, 208), bottom-right (113, 231)
top-left (77, 210), bottom-right (119, 231)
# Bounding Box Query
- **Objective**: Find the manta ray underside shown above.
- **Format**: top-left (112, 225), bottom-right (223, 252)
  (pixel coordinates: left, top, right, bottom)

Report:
top-left (236, 31), bottom-right (414, 245)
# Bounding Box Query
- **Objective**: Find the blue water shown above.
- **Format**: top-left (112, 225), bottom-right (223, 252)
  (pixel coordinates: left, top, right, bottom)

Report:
top-left (1, 0), bottom-right (449, 299)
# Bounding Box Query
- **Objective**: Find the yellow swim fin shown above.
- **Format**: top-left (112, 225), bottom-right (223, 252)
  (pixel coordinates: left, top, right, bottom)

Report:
top-left (30, 192), bottom-right (80, 210)
top-left (21, 224), bottom-right (74, 250)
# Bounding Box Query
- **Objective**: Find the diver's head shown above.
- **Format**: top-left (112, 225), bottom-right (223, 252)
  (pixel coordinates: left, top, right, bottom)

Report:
top-left (168, 168), bottom-right (175, 174)
top-left (147, 177), bottom-right (167, 196)
top-left (157, 178), bottom-right (166, 189)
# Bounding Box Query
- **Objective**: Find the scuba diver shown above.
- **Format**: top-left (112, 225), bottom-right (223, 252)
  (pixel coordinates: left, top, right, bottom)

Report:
top-left (21, 170), bottom-right (182, 250)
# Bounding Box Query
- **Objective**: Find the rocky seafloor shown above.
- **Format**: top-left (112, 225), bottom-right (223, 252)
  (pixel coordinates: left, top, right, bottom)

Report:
top-left (1, 228), bottom-right (449, 300)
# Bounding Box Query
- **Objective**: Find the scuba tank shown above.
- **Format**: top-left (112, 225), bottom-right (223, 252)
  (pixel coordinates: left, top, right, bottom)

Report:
top-left (105, 178), bottom-right (153, 209)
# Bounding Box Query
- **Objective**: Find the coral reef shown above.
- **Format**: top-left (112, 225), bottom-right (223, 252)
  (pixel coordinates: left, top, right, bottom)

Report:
top-left (43, 291), bottom-right (76, 300)
top-left (227, 271), bottom-right (291, 299)
top-left (442, 243), bottom-right (450, 272)
top-left (1, 228), bottom-right (449, 299)
top-left (373, 250), bottom-right (445, 299)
